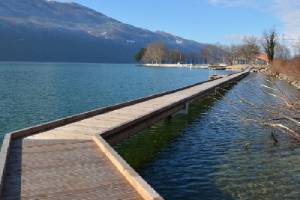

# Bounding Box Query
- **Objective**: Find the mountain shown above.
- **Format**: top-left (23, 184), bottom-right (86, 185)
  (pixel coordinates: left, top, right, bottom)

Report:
top-left (0, 0), bottom-right (204, 63)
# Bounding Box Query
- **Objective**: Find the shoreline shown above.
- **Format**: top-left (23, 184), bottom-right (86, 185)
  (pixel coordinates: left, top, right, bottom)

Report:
top-left (143, 63), bottom-right (244, 71)
top-left (144, 63), bottom-right (300, 89)
top-left (253, 66), bottom-right (300, 90)
top-left (143, 63), bottom-right (209, 69)
top-left (266, 71), bottom-right (300, 89)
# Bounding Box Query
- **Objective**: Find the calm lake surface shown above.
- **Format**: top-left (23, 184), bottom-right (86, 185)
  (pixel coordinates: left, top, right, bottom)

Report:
top-left (116, 73), bottom-right (300, 200)
top-left (1, 63), bottom-right (299, 200)
top-left (0, 63), bottom-right (227, 142)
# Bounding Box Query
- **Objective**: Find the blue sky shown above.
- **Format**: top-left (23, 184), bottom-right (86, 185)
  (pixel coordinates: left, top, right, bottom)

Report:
top-left (57, 0), bottom-right (300, 44)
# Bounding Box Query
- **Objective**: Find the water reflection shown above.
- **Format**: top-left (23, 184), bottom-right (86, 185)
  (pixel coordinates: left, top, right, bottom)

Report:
top-left (114, 95), bottom-right (220, 169)
top-left (0, 63), bottom-right (229, 142)
top-left (115, 73), bottom-right (300, 200)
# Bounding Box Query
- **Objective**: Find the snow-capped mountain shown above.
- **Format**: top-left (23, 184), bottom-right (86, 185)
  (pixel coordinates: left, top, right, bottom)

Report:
top-left (0, 0), bottom-right (204, 62)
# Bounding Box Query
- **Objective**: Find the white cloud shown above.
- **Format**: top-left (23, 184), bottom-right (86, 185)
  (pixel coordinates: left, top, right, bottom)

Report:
top-left (272, 0), bottom-right (300, 39)
top-left (209, 0), bottom-right (300, 40)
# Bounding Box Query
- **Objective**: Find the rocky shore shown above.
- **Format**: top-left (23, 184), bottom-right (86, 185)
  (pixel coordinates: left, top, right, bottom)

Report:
top-left (252, 65), bottom-right (300, 90)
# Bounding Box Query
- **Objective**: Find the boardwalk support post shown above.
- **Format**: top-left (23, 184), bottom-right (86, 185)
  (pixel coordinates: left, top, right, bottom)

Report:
top-left (177, 102), bottom-right (190, 115)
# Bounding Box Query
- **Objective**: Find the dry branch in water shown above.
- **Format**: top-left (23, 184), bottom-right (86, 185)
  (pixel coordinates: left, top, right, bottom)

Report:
top-left (216, 76), bottom-right (300, 142)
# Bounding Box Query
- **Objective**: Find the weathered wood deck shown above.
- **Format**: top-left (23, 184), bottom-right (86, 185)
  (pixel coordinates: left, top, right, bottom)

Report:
top-left (2, 139), bottom-right (143, 200)
top-left (0, 69), bottom-right (249, 200)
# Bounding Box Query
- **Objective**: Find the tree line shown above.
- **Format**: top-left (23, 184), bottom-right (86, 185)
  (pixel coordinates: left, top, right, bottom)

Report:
top-left (135, 43), bottom-right (198, 64)
top-left (196, 30), bottom-right (291, 65)
top-left (135, 29), bottom-right (293, 65)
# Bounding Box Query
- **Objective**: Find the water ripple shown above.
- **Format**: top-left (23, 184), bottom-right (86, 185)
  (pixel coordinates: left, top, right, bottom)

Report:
top-left (116, 73), bottom-right (300, 200)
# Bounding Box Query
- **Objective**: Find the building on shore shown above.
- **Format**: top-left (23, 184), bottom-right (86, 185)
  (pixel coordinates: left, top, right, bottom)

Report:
top-left (255, 53), bottom-right (269, 65)
top-left (233, 53), bottom-right (269, 66)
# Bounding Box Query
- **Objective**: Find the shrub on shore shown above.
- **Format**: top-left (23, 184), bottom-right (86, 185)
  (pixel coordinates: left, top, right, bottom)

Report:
top-left (271, 56), bottom-right (300, 81)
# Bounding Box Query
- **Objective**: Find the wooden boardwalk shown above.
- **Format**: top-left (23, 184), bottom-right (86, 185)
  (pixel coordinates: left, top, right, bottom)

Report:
top-left (0, 70), bottom-right (249, 200)
top-left (2, 139), bottom-right (143, 200)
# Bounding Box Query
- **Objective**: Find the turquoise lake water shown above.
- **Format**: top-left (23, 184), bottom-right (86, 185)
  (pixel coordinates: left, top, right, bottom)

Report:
top-left (1, 63), bottom-right (299, 200)
top-left (0, 63), bottom-right (227, 142)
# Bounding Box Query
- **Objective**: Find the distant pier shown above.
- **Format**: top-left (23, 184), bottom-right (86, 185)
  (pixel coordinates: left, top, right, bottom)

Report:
top-left (0, 69), bottom-right (249, 200)
top-left (143, 63), bottom-right (209, 69)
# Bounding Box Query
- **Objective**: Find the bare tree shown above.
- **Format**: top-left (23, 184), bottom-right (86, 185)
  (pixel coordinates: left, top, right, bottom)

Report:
top-left (240, 36), bottom-right (260, 64)
top-left (262, 29), bottom-right (277, 63)
top-left (222, 45), bottom-right (240, 65)
top-left (142, 42), bottom-right (167, 64)
top-left (215, 45), bottom-right (227, 64)
top-left (200, 44), bottom-right (223, 64)
top-left (218, 77), bottom-right (300, 141)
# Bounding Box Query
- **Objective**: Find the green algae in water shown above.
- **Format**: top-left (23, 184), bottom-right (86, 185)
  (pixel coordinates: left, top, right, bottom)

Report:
top-left (114, 96), bottom-right (218, 170)
top-left (114, 74), bottom-right (300, 200)
top-left (113, 83), bottom-right (235, 170)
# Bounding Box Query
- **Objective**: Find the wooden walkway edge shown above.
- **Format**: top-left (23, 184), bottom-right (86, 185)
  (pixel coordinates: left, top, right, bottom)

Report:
top-left (0, 69), bottom-right (249, 200)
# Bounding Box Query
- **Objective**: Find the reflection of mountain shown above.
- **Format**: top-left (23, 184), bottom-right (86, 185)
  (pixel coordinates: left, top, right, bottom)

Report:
top-left (0, 0), bottom-right (204, 63)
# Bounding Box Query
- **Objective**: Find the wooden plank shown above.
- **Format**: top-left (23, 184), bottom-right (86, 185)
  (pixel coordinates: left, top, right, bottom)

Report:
top-left (2, 139), bottom-right (143, 200)
top-left (0, 134), bottom-right (12, 197)
top-left (93, 135), bottom-right (164, 200)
